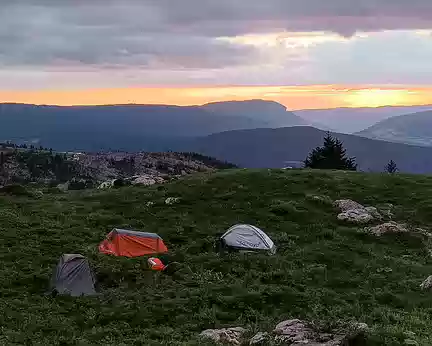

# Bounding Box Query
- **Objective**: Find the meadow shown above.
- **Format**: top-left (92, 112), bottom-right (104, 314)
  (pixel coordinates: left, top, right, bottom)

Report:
top-left (1, 169), bottom-right (432, 345)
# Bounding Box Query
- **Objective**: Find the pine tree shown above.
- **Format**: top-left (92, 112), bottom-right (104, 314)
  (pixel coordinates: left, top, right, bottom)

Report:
top-left (304, 132), bottom-right (357, 171)
top-left (385, 160), bottom-right (398, 174)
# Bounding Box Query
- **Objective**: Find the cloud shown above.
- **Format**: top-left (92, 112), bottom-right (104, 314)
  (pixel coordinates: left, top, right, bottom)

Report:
top-left (2, 1), bottom-right (432, 69)
top-left (1, 0), bottom-right (432, 89)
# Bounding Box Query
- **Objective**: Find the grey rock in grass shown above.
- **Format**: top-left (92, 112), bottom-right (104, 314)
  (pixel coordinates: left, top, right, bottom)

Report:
top-left (200, 327), bottom-right (247, 345)
top-left (367, 221), bottom-right (409, 236)
top-left (249, 332), bottom-right (269, 345)
top-left (335, 199), bottom-right (381, 224)
top-left (165, 197), bottom-right (181, 205)
top-left (420, 275), bottom-right (432, 290)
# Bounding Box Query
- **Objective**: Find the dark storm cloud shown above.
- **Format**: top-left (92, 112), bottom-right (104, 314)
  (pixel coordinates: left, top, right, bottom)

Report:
top-left (1, 0), bottom-right (432, 68)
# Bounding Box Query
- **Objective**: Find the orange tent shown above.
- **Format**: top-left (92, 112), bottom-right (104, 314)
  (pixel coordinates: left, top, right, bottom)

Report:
top-left (98, 229), bottom-right (168, 258)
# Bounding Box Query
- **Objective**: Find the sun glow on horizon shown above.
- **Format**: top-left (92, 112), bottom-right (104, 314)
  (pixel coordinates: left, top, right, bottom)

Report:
top-left (1, 85), bottom-right (432, 110)
top-left (344, 88), bottom-right (418, 108)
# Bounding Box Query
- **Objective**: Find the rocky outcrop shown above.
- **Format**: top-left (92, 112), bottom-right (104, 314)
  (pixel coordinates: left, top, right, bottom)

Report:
top-left (273, 319), bottom-right (368, 345)
top-left (335, 199), bottom-right (382, 224)
top-left (366, 221), bottom-right (409, 236)
top-left (199, 327), bottom-right (247, 345)
top-left (201, 320), bottom-right (368, 345)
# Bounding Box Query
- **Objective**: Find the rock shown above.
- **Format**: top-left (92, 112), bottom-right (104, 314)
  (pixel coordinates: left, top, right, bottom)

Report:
top-left (200, 327), bottom-right (247, 345)
top-left (273, 319), bottom-right (314, 344)
top-left (337, 209), bottom-right (374, 224)
top-left (32, 190), bottom-right (44, 199)
top-left (351, 322), bottom-right (369, 332)
top-left (165, 197), bottom-right (181, 205)
top-left (129, 174), bottom-right (164, 186)
top-left (366, 221), bottom-right (409, 236)
top-left (57, 182), bottom-right (69, 192)
top-left (420, 275), bottom-right (432, 290)
top-left (365, 207), bottom-right (382, 220)
top-left (98, 180), bottom-right (115, 189)
top-left (376, 203), bottom-right (394, 219)
top-left (415, 228), bottom-right (432, 238)
top-left (335, 199), bottom-right (381, 224)
top-left (146, 201), bottom-right (155, 207)
top-left (334, 199), bottom-right (365, 212)
top-left (272, 320), bottom-right (368, 346)
top-left (249, 332), bottom-right (269, 345)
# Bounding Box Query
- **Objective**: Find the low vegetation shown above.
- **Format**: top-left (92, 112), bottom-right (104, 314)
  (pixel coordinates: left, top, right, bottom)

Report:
top-left (1, 169), bottom-right (432, 345)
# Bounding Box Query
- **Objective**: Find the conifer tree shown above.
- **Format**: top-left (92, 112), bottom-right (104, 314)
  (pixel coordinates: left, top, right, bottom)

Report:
top-left (385, 160), bottom-right (398, 173)
top-left (304, 132), bottom-right (357, 171)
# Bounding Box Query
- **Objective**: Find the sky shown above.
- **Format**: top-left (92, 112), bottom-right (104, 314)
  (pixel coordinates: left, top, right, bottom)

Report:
top-left (1, 0), bottom-right (432, 109)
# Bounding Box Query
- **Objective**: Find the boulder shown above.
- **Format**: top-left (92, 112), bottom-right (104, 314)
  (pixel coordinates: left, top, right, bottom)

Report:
top-left (337, 209), bottom-right (375, 224)
top-left (273, 319), bottom-right (314, 344)
top-left (334, 199), bottom-right (365, 212)
top-left (56, 182), bottom-right (69, 192)
top-left (334, 199), bottom-right (381, 224)
top-left (200, 327), bottom-right (247, 345)
top-left (420, 275), bottom-right (432, 290)
top-left (366, 221), bottom-right (409, 236)
top-left (249, 332), bottom-right (269, 345)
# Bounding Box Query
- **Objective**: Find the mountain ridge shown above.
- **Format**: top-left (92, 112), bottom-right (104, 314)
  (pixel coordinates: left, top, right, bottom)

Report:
top-left (184, 126), bottom-right (432, 174)
top-left (356, 110), bottom-right (432, 147)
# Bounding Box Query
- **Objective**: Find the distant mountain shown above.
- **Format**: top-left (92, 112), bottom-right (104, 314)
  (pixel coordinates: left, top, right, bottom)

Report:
top-left (0, 101), bottom-right (304, 152)
top-left (296, 105), bottom-right (432, 133)
top-left (202, 99), bottom-right (306, 127)
top-left (356, 110), bottom-right (432, 147)
top-left (183, 126), bottom-right (432, 174)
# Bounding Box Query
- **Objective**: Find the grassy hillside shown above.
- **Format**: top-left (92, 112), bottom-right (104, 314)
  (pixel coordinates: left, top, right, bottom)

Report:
top-left (1, 169), bottom-right (432, 345)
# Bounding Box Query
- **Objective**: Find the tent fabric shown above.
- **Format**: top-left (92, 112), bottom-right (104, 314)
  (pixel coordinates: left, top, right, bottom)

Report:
top-left (99, 228), bottom-right (168, 258)
top-left (148, 257), bottom-right (166, 271)
top-left (49, 254), bottom-right (96, 297)
top-left (220, 224), bottom-right (276, 254)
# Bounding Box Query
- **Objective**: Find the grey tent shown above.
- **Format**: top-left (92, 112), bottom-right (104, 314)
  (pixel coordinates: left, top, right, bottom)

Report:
top-left (49, 254), bottom-right (97, 296)
top-left (219, 224), bottom-right (276, 254)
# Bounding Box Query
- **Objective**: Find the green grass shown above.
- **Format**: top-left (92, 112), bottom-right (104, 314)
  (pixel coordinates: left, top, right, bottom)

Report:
top-left (1, 169), bottom-right (432, 345)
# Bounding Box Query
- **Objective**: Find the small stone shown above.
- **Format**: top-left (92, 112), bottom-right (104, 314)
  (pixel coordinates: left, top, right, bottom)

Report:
top-left (404, 331), bottom-right (416, 339)
top-left (32, 190), bottom-right (44, 199)
top-left (249, 332), bottom-right (269, 345)
top-left (420, 275), bottom-right (432, 290)
top-left (165, 197), bottom-right (181, 205)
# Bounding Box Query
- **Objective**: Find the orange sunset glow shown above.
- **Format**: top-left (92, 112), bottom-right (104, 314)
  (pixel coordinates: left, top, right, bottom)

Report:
top-left (1, 85), bottom-right (432, 110)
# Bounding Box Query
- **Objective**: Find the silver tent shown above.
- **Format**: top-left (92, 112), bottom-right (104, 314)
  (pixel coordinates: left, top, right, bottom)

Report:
top-left (49, 254), bottom-right (97, 296)
top-left (220, 224), bottom-right (276, 254)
